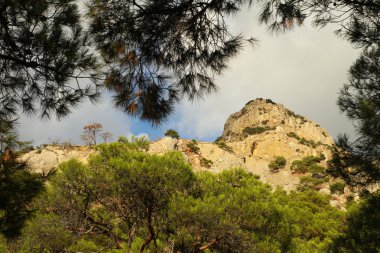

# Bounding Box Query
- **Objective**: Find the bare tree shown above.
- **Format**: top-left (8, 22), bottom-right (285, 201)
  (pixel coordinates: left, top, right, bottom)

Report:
top-left (48, 137), bottom-right (61, 146)
top-left (81, 123), bottom-right (103, 146)
top-left (101, 132), bottom-right (114, 144)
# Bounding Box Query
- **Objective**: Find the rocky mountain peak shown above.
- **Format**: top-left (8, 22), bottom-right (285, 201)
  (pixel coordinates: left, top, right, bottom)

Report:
top-left (222, 98), bottom-right (334, 146)
top-left (21, 98), bottom-right (349, 207)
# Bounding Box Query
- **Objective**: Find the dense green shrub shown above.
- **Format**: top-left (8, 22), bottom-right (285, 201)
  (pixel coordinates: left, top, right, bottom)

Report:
top-left (309, 164), bottom-right (326, 174)
top-left (17, 143), bottom-right (195, 253)
top-left (187, 139), bottom-right (200, 153)
top-left (0, 158), bottom-right (44, 239)
top-left (287, 132), bottom-right (322, 148)
top-left (290, 155), bottom-right (326, 174)
top-left (214, 140), bottom-right (234, 153)
top-left (2, 143), bottom-right (348, 253)
top-left (200, 157), bottom-right (213, 168)
top-left (331, 192), bottom-right (380, 252)
top-left (318, 153), bottom-right (326, 161)
top-left (117, 135), bottom-right (150, 150)
top-left (298, 175), bottom-right (329, 191)
top-left (299, 137), bottom-right (318, 148)
top-left (164, 129), bottom-right (180, 139)
top-left (242, 126), bottom-right (272, 135)
top-left (214, 136), bottom-right (223, 142)
top-left (287, 132), bottom-right (300, 139)
top-left (268, 156), bottom-right (287, 171)
top-left (286, 110), bottom-right (307, 122)
top-left (330, 181), bottom-right (346, 194)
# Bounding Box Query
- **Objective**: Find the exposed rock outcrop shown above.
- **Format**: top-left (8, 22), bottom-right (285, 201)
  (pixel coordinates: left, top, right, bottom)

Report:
top-left (149, 137), bottom-right (246, 173)
top-left (20, 145), bottom-right (94, 174)
top-left (223, 98), bottom-right (333, 145)
top-left (21, 98), bottom-right (350, 207)
top-left (216, 98), bottom-right (335, 191)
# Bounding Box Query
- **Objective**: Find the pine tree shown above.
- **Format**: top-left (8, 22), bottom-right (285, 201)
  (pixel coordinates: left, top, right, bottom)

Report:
top-left (257, 0), bottom-right (380, 48)
top-left (0, 120), bottom-right (44, 238)
top-left (0, 0), bottom-right (100, 122)
top-left (87, 0), bottom-right (254, 124)
top-left (328, 45), bottom-right (380, 187)
top-left (256, 0), bottom-right (380, 186)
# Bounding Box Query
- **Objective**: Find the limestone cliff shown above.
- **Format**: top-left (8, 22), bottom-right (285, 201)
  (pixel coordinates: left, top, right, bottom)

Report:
top-left (20, 145), bottom-right (94, 174)
top-left (21, 98), bottom-right (350, 207)
top-left (148, 99), bottom-right (334, 190)
top-left (222, 98), bottom-right (333, 145)
top-left (217, 98), bottom-right (334, 191)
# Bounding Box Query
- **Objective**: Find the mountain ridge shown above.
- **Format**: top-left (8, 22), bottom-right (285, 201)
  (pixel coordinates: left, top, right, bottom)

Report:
top-left (21, 98), bottom-right (350, 208)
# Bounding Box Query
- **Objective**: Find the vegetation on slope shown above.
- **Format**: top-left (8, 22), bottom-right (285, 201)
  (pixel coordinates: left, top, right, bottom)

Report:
top-left (2, 140), bottom-right (378, 252)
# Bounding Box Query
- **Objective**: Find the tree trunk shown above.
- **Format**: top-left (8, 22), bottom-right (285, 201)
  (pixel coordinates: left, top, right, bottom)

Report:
top-left (140, 209), bottom-right (155, 253)
top-left (194, 239), bottom-right (218, 253)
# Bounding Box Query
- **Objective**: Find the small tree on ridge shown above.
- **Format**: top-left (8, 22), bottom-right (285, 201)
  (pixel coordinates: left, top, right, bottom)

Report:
top-left (165, 129), bottom-right (180, 139)
top-left (81, 123), bottom-right (102, 146)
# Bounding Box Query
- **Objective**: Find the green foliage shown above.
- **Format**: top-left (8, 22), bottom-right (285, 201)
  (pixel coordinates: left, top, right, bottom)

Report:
top-left (187, 139), bottom-right (200, 154)
top-left (287, 132), bottom-right (300, 139)
top-left (268, 156), bottom-right (287, 171)
top-left (169, 169), bottom-right (286, 252)
top-left (5, 144), bottom-right (347, 253)
top-left (116, 135), bottom-right (150, 150)
top-left (330, 182), bottom-right (346, 195)
top-left (318, 153), bottom-right (326, 161)
top-left (21, 143), bottom-right (194, 252)
top-left (200, 157), bottom-right (213, 168)
top-left (0, 122), bottom-right (45, 239)
top-left (0, 121), bottom-right (32, 152)
top-left (0, 0), bottom-right (100, 122)
top-left (170, 169), bottom-right (345, 253)
top-left (259, 0), bottom-right (380, 190)
top-left (331, 192), bottom-right (380, 253)
top-left (258, 0), bottom-right (379, 49)
top-left (330, 46), bottom-right (380, 187)
top-left (87, 0), bottom-right (252, 124)
top-left (68, 239), bottom-right (100, 253)
top-left (290, 155), bottom-right (326, 174)
top-left (242, 126), bottom-right (272, 135)
top-left (0, 121), bottom-right (18, 152)
top-left (0, 160), bottom-right (44, 239)
top-left (299, 138), bottom-right (318, 148)
top-left (18, 213), bottom-right (74, 252)
top-left (279, 189), bottom-right (346, 251)
top-left (214, 136), bottom-right (224, 143)
top-left (286, 110), bottom-right (306, 122)
top-left (214, 140), bottom-right (234, 153)
top-left (287, 132), bottom-right (321, 148)
top-left (308, 164), bottom-right (326, 174)
top-left (164, 129), bottom-right (180, 139)
top-left (298, 176), bottom-right (328, 191)
top-left (1, 0), bottom-right (377, 127)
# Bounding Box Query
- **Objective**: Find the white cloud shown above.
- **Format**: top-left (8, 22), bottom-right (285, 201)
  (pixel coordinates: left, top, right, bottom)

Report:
top-left (18, 95), bottom-right (133, 146)
top-left (168, 10), bottom-right (359, 140)
top-left (18, 7), bottom-right (359, 143)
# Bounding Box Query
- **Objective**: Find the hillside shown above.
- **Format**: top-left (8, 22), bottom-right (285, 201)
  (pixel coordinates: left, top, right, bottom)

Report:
top-left (21, 98), bottom-right (349, 207)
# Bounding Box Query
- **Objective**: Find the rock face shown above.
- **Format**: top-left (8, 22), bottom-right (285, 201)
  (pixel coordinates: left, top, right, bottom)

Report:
top-left (21, 98), bottom-right (347, 206)
top-left (149, 137), bottom-right (245, 173)
top-left (217, 98), bottom-right (334, 191)
top-left (223, 98), bottom-right (333, 145)
top-left (147, 99), bottom-right (335, 192)
top-left (20, 145), bottom-right (94, 174)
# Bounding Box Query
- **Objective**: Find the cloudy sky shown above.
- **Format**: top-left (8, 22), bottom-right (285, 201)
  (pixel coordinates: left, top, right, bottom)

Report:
top-left (19, 6), bottom-right (359, 146)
